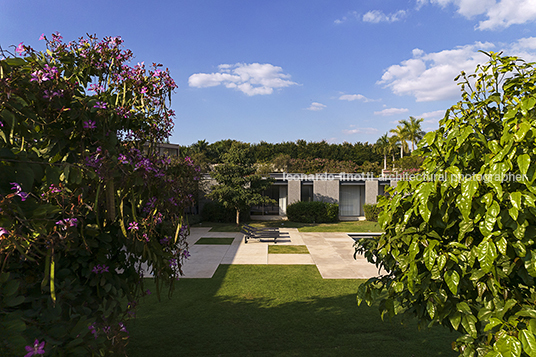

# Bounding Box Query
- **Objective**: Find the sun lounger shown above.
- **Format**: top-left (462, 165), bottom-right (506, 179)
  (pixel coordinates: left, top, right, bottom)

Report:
top-left (241, 224), bottom-right (280, 243)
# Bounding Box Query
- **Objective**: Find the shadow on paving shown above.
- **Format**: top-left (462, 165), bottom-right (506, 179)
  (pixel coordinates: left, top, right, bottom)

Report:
top-left (127, 265), bottom-right (458, 357)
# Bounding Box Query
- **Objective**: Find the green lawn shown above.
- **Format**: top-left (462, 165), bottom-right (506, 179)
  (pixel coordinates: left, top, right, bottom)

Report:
top-left (127, 265), bottom-right (457, 357)
top-left (195, 237), bottom-right (235, 245)
top-left (268, 245), bottom-right (309, 254)
top-left (193, 220), bottom-right (382, 233)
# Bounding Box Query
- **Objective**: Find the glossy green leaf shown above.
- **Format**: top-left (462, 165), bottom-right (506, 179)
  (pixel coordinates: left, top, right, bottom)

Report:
top-left (510, 192), bottom-right (522, 210)
top-left (518, 154), bottom-right (531, 176)
top-left (450, 311), bottom-right (462, 330)
top-left (519, 330), bottom-right (536, 357)
top-left (515, 122), bottom-right (531, 142)
top-left (477, 239), bottom-right (497, 273)
top-left (494, 335), bottom-right (522, 357)
top-left (445, 270), bottom-right (460, 295)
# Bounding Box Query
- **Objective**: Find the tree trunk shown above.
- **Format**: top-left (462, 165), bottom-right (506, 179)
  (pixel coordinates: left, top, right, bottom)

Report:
top-left (383, 154), bottom-right (387, 170)
top-left (400, 145), bottom-right (403, 159)
top-left (236, 209), bottom-right (240, 226)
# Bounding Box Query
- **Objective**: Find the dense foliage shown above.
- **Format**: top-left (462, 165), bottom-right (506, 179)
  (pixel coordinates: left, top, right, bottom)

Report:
top-left (0, 34), bottom-right (198, 355)
top-left (200, 201), bottom-right (241, 223)
top-left (363, 204), bottom-right (382, 222)
top-left (356, 53), bottom-right (536, 356)
top-left (286, 201), bottom-right (339, 223)
top-left (207, 142), bottom-right (275, 225)
top-left (184, 139), bottom-right (383, 167)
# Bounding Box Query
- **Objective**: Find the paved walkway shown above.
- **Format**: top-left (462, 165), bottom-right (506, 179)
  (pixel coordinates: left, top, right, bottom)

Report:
top-left (174, 227), bottom-right (383, 279)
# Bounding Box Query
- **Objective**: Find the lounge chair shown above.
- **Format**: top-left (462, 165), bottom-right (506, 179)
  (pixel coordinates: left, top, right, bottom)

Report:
top-left (241, 224), bottom-right (280, 243)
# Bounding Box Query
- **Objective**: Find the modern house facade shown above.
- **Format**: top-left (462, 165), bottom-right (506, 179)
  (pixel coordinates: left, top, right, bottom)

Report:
top-left (152, 142), bottom-right (395, 221)
top-left (248, 173), bottom-right (394, 220)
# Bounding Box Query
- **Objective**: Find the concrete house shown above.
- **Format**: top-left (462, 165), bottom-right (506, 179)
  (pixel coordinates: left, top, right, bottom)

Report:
top-left (248, 173), bottom-right (393, 220)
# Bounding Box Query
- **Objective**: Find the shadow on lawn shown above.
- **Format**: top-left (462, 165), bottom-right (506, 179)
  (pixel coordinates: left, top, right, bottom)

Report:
top-left (127, 265), bottom-right (458, 357)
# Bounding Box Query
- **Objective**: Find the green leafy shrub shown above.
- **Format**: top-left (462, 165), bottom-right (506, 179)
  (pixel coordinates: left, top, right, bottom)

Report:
top-left (0, 34), bottom-right (198, 356)
top-left (201, 201), bottom-right (236, 222)
top-left (363, 204), bottom-right (382, 222)
top-left (356, 52), bottom-right (536, 356)
top-left (286, 201), bottom-right (338, 223)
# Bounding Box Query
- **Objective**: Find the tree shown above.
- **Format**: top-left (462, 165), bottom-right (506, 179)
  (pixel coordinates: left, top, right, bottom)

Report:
top-left (356, 52), bottom-right (536, 356)
top-left (400, 116), bottom-right (425, 152)
top-left (374, 134), bottom-right (390, 170)
top-left (0, 34), bottom-right (198, 355)
top-left (388, 136), bottom-right (400, 169)
top-left (389, 125), bottom-right (409, 158)
top-left (208, 142), bottom-right (276, 225)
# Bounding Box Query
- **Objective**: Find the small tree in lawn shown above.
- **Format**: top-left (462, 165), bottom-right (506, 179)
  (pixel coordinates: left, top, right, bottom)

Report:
top-left (356, 52), bottom-right (536, 356)
top-left (208, 142), bottom-right (275, 225)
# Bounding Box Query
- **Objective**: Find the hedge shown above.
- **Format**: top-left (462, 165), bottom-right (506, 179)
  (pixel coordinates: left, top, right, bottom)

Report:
top-left (286, 201), bottom-right (339, 223)
top-left (363, 203), bottom-right (382, 222)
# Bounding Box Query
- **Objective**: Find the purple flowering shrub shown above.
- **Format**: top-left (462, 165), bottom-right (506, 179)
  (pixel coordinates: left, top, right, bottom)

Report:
top-left (0, 34), bottom-right (198, 356)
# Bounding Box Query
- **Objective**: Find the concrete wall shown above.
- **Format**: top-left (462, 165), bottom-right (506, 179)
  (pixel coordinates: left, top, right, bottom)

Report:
top-left (365, 181), bottom-right (379, 204)
top-left (313, 180), bottom-right (339, 204)
top-left (287, 180), bottom-right (301, 205)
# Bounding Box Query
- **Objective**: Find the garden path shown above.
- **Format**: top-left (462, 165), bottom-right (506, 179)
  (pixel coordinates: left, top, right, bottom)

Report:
top-left (160, 227), bottom-right (384, 279)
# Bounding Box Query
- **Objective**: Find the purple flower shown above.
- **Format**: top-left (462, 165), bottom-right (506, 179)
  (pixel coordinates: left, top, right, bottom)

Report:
top-left (39, 33), bottom-right (45, 41)
top-left (24, 339), bottom-right (45, 356)
top-left (183, 250), bottom-right (191, 259)
top-left (56, 218), bottom-right (77, 230)
top-left (94, 101), bottom-right (107, 109)
top-left (142, 233), bottom-right (149, 242)
top-left (49, 184), bottom-right (61, 193)
top-left (128, 222), bottom-right (139, 231)
top-left (10, 182), bottom-right (28, 201)
top-left (0, 227), bottom-right (8, 237)
top-left (168, 258), bottom-right (177, 267)
top-left (15, 42), bottom-right (25, 55)
top-left (83, 120), bottom-right (96, 130)
top-left (118, 154), bottom-right (129, 164)
top-left (119, 322), bottom-right (129, 334)
top-left (10, 182), bottom-right (22, 193)
top-left (92, 264), bottom-right (109, 274)
top-left (88, 323), bottom-right (98, 339)
top-left (145, 289), bottom-right (151, 295)
top-left (88, 83), bottom-right (105, 93)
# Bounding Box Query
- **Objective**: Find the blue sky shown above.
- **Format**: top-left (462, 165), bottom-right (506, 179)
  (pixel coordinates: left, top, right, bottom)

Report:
top-left (2, 0), bottom-right (536, 146)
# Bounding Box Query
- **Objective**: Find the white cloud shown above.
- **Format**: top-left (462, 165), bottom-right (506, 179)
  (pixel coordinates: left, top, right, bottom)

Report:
top-left (420, 0), bottom-right (536, 30)
top-left (334, 11), bottom-right (359, 24)
top-left (188, 63), bottom-right (297, 96)
top-left (338, 94), bottom-right (376, 102)
top-left (306, 102), bottom-right (326, 111)
top-left (378, 42), bottom-right (494, 102)
top-left (420, 110), bottom-right (446, 122)
top-left (379, 38), bottom-right (536, 102)
top-left (374, 108), bottom-right (409, 116)
top-left (343, 127), bottom-right (379, 134)
top-left (363, 10), bottom-right (407, 23)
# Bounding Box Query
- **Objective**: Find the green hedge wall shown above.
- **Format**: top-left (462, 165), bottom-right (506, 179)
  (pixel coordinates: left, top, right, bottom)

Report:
top-left (363, 203), bottom-right (382, 222)
top-left (286, 201), bottom-right (339, 223)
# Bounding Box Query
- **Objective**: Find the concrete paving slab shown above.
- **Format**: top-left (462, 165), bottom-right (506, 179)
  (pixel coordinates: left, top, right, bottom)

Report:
top-left (143, 227), bottom-right (385, 279)
top-left (180, 263), bottom-right (220, 278)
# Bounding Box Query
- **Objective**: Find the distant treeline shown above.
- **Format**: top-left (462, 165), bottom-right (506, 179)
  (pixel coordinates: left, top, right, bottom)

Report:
top-left (182, 139), bottom-right (382, 166)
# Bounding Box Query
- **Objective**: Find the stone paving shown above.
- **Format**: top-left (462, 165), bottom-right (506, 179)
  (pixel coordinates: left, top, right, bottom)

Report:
top-left (171, 227), bottom-right (383, 279)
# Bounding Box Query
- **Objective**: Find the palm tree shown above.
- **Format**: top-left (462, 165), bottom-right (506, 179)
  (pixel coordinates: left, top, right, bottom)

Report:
top-left (400, 116), bottom-right (425, 152)
top-left (374, 134), bottom-right (390, 170)
top-left (388, 135), bottom-right (400, 168)
top-left (389, 125), bottom-right (409, 158)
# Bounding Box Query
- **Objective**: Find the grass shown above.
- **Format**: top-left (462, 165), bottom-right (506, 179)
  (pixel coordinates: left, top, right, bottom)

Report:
top-left (127, 265), bottom-right (457, 357)
top-left (193, 220), bottom-right (382, 233)
top-left (195, 237), bottom-right (235, 245)
top-left (268, 245), bottom-right (309, 254)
